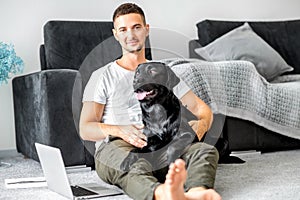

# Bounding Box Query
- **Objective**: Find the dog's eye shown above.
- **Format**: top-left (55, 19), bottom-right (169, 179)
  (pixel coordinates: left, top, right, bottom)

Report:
top-left (149, 69), bottom-right (157, 74)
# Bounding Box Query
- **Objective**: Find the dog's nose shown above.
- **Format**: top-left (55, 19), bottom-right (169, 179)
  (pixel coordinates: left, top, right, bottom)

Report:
top-left (133, 78), bottom-right (139, 85)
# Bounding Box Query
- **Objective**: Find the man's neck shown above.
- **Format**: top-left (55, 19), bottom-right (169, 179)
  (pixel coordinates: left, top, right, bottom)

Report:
top-left (117, 50), bottom-right (147, 71)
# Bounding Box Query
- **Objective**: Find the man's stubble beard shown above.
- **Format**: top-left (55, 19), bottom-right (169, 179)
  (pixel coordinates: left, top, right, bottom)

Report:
top-left (126, 45), bottom-right (143, 54)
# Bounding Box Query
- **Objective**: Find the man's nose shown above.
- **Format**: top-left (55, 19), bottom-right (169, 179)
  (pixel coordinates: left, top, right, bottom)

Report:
top-left (126, 29), bottom-right (136, 37)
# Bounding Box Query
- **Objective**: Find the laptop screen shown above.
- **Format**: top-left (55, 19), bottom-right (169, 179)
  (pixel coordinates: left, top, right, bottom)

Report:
top-left (35, 143), bottom-right (76, 199)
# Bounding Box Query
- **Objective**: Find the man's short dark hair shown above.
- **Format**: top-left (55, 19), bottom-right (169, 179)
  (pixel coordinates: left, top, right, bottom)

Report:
top-left (113, 3), bottom-right (146, 25)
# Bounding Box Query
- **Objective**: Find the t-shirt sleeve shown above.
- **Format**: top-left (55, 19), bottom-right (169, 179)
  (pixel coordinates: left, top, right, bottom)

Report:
top-left (82, 69), bottom-right (107, 104)
top-left (173, 77), bottom-right (190, 99)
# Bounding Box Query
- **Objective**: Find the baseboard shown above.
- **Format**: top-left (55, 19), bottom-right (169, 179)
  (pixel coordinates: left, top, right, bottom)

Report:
top-left (0, 149), bottom-right (19, 158)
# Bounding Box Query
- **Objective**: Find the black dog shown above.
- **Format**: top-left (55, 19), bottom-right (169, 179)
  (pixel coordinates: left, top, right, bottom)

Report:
top-left (120, 62), bottom-right (198, 171)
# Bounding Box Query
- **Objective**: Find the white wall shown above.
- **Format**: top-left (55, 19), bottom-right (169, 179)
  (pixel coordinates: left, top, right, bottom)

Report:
top-left (1, 0), bottom-right (300, 150)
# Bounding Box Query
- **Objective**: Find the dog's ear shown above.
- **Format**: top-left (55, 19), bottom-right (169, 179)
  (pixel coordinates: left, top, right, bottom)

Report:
top-left (166, 65), bottom-right (180, 89)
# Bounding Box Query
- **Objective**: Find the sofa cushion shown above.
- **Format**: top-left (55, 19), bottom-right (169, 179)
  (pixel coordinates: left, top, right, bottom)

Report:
top-left (196, 19), bottom-right (300, 75)
top-left (195, 23), bottom-right (293, 81)
top-left (44, 21), bottom-right (117, 70)
top-left (43, 20), bottom-right (151, 71)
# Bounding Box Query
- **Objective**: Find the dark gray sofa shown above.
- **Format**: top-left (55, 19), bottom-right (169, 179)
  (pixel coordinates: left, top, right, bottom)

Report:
top-left (12, 20), bottom-right (151, 166)
top-left (189, 19), bottom-right (300, 153)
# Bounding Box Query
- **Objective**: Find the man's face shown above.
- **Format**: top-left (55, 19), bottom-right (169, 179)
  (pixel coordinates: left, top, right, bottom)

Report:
top-left (113, 13), bottom-right (149, 54)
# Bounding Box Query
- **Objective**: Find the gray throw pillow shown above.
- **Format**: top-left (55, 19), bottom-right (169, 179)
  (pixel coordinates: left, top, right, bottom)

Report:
top-left (195, 22), bottom-right (294, 81)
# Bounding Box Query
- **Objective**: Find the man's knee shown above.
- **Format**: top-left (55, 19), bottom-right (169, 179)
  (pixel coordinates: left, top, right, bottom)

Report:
top-left (94, 139), bottom-right (136, 173)
top-left (188, 142), bottom-right (219, 163)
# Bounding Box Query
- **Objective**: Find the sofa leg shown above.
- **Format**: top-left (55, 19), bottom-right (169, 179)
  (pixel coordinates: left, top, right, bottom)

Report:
top-left (215, 138), bottom-right (245, 164)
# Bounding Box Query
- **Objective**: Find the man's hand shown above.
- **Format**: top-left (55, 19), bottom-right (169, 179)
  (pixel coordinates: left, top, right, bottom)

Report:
top-left (188, 120), bottom-right (207, 140)
top-left (180, 90), bottom-right (213, 140)
top-left (116, 124), bottom-right (147, 148)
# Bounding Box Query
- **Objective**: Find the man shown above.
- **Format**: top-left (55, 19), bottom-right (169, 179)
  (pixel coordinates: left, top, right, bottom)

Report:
top-left (79, 3), bottom-right (221, 200)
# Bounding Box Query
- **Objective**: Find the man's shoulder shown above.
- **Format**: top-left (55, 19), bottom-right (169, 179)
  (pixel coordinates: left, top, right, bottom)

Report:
top-left (83, 61), bottom-right (116, 102)
top-left (86, 61), bottom-right (116, 87)
top-left (91, 61), bottom-right (116, 76)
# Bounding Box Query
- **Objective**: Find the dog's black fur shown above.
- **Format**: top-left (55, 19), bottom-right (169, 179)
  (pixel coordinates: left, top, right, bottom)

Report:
top-left (120, 62), bottom-right (198, 171)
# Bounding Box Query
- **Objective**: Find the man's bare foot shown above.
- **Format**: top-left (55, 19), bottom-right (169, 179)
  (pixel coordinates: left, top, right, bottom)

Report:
top-left (154, 159), bottom-right (222, 200)
top-left (154, 159), bottom-right (187, 200)
top-left (186, 188), bottom-right (222, 200)
top-left (165, 159), bottom-right (187, 200)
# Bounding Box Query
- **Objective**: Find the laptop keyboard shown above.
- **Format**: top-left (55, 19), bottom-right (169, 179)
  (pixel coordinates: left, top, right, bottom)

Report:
top-left (71, 185), bottom-right (98, 196)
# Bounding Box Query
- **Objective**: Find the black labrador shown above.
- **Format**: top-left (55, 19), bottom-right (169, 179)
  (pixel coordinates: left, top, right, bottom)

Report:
top-left (120, 62), bottom-right (198, 171)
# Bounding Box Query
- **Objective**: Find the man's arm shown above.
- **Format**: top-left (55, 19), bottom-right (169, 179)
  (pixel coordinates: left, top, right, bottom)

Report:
top-left (79, 101), bottom-right (147, 148)
top-left (79, 102), bottom-right (107, 141)
top-left (180, 90), bottom-right (213, 140)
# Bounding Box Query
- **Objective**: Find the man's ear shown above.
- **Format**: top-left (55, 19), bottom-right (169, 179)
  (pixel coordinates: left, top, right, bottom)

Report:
top-left (145, 24), bottom-right (150, 37)
top-left (112, 28), bottom-right (119, 41)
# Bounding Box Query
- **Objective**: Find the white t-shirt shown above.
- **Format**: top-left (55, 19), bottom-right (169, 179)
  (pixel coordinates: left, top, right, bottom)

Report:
top-left (82, 61), bottom-right (190, 147)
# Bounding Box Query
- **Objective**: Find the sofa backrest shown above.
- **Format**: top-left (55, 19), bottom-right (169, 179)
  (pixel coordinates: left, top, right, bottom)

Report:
top-left (41, 20), bottom-right (152, 71)
top-left (196, 19), bottom-right (300, 74)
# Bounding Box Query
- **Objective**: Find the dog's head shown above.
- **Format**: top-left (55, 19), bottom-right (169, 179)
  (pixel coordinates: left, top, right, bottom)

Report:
top-left (133, 62), bottom-right (180, 101)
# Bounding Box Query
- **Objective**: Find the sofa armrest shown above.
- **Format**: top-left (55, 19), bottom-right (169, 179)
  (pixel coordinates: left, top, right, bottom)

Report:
top-left (12, 69), bottom-right (87, 166)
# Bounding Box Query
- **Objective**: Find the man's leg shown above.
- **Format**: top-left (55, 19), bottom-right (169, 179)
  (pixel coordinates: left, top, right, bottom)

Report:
top-left (154, 142), bottom-right (220, 200)
top-left (182, 142), bottom-right (219, 190)
top-left (94, 138), bottom-right (160, 200)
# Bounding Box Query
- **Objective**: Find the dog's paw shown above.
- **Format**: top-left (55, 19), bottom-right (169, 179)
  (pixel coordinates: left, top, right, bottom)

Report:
top-left (120, 153), bottom-right (139, 171)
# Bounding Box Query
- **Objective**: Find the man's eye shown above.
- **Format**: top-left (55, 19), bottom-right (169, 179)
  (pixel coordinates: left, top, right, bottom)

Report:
top-left (134, 26), bottom-right (142, 31)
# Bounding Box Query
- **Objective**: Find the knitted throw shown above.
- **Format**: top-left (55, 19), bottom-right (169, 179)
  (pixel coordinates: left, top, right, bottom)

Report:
top-left (161, 58), bottom-right (300, 139)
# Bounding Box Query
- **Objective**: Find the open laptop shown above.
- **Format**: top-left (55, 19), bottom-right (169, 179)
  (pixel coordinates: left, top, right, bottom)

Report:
top-left (35, 143), bottom-right (123, 199)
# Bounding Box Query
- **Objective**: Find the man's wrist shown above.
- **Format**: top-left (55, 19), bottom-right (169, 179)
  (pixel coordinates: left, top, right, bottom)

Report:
top-left (193, 119), bottom-right (208, 140)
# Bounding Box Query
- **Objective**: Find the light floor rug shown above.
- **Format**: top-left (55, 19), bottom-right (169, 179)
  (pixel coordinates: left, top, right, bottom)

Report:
top-left (1, 149), bottom-right (300, 200)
